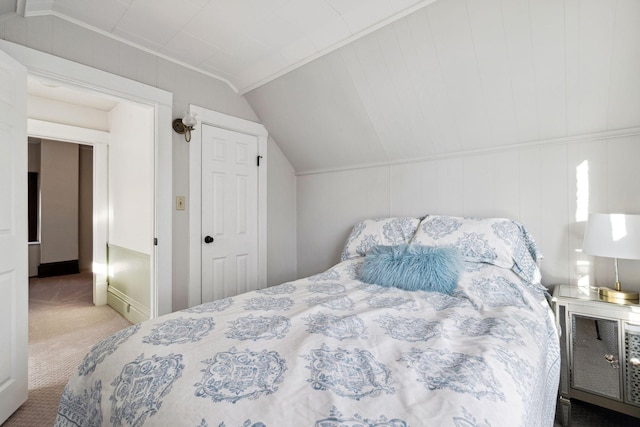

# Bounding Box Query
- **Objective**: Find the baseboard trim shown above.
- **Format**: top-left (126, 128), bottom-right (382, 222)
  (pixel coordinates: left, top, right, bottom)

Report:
top-left (38, 260), bottom-right (79, 277)
top-left (107, 286), bottom-right (150, 324)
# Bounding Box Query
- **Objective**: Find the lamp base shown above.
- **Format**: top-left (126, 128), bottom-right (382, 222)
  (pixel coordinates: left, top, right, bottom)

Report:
top-left (598, 286), bottom-right (639, 304)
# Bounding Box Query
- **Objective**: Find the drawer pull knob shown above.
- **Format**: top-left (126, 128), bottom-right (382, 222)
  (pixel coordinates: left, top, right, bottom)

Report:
top-left (604, 354), bottom-right (620, 368)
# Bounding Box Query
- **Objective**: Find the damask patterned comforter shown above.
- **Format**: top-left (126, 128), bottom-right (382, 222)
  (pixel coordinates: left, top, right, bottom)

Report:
top-left (56, 258), bottom-right (559, 427)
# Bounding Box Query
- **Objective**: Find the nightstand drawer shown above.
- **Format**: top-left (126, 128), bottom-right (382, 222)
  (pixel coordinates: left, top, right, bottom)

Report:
top-left (625, 323), bottom-right (640, 406)
top-left (571, 314), bottom-right (621, 400)
top-left (552, 284), bottom-right (640, 421)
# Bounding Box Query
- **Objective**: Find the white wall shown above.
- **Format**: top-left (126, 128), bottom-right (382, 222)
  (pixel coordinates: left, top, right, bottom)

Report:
top-left (267, 137), bottom-right (297, 286)
top-left (244, 0), bottom-right (640, 296)
top-left (0, 14), bottom-right (298, 310)
top-left (297, 132), bottom-right (640, 293)
top-left (108, 102), bottom-right (153, 254)
top-left (39, 139), bottom-right (78, 264)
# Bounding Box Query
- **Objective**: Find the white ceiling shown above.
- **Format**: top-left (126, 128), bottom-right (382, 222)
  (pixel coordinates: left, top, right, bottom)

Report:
top-left (28, 76), bottom-right (119, 111)
top-left (20, 0), bottom-right (435, 93)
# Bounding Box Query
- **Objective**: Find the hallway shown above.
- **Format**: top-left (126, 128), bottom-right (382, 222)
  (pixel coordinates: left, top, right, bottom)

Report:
top-left (3, 272), bottom-right (130, 426)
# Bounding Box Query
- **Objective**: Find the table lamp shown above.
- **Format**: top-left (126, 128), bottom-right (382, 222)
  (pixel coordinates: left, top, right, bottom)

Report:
top-left (582, 213), bottom-right (640, 303)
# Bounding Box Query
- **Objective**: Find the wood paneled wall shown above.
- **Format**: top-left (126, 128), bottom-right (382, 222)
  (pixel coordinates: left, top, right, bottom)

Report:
top-left (107, 244), bottom-right (150, 324)
top-left (297, 132), bottom-right (640, 292)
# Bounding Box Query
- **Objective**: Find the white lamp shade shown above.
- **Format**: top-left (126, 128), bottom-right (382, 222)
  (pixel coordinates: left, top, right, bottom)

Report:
top-left (583, 213), bottom-right (640, 260)
top-left (182, 111), bottom-right (197, 127)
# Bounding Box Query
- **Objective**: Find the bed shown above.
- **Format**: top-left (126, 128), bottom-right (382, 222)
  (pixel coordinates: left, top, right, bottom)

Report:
top-left (55, 215), bottom-right (560, 427)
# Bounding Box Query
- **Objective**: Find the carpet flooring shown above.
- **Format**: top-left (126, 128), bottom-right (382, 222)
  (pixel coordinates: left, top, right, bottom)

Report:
top-left (2, 272), bottom-right (131, 427)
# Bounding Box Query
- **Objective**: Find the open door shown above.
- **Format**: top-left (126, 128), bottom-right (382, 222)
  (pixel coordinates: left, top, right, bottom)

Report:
top-left (0, 49), bottom-right (28, 423)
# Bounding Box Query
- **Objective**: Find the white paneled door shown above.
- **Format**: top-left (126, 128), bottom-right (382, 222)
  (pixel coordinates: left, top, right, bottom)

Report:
top-left (0, 49), bottom-right (28, 424)
top-left (201, 124), bottom-right (259, 302)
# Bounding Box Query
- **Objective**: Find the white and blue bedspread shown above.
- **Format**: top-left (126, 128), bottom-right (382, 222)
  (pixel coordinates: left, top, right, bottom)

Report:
top-left (56, 259), bottom-right (559, 427)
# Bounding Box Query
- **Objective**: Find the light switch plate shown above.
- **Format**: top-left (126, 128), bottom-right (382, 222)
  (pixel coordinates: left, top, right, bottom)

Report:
top-left (176, 196), bottom-right (186, 210)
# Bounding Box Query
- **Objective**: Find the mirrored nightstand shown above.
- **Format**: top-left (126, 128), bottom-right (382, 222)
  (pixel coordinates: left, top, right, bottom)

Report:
top-left (552, 284), bottom-right (640, 426)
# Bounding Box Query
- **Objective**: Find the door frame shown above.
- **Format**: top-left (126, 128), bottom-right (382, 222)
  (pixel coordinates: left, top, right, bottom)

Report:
top-left (0, 39), bottom-right (174, 317)
top-left (188, 105), bottom-right (268, 307)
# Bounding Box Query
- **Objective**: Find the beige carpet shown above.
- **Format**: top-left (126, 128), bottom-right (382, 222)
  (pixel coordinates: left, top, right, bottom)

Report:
top-left (3, 272), bottom-right (131, 427)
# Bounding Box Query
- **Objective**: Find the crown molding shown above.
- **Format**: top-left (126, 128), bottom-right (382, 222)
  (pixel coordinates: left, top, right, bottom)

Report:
top-left (21, 6), bottom-right (239, 93)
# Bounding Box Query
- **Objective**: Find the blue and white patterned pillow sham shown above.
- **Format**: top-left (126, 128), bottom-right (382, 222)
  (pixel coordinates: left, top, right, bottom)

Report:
top-left (410, 215), bottom-right (542, 283)
top-left (340, 217), bottom-right (420, 261)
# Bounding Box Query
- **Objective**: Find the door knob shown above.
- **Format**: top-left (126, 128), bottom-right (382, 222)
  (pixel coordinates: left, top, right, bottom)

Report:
top-left (204, 235), bottom-right (214, 244)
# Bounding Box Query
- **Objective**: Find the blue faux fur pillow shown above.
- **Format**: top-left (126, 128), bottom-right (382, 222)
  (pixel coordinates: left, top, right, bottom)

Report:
top-left (358, 244), bottom-right (463, 294)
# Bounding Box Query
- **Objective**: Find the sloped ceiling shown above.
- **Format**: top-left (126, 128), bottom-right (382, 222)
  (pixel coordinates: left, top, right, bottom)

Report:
top-left (246, 0), bottom-right (640, 174)
top-left (18, 0), bottom-right (434, 93)
top-left (10, 1), bottom-right (640, 175)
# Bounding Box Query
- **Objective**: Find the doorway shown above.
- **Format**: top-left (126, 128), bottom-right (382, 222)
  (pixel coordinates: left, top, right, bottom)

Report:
top-left (27, 139), bottom-right (94, 280)
top-left (0, 38), bottom-right (172, 424)
top-left (27, 94), bottom-right (157, 325)
top-left (1, 38), bottom-right (175, 317)
top-left (188, 105), bottom-right (269, 307)
top-left (200, 124), bottom-right (259, 302)
top-left (28, 113), bottom-right (109, 308)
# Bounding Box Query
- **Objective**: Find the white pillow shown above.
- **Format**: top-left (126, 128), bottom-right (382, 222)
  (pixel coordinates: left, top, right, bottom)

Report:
top-left (410, 215), bottom-right (542, 282)
top-left (341, 217), bottom-right (420, 261)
